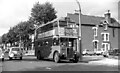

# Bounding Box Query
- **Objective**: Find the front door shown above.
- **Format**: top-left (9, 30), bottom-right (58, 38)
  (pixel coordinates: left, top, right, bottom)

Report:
top-left (93, 40), bottom-right (98, 51)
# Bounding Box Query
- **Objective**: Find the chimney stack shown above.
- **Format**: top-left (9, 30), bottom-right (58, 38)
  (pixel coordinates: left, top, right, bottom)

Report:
top-left (104, 10), bottom-right (111, 24)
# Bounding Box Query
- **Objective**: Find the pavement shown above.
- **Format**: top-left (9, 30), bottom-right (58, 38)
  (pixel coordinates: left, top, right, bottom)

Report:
top-left (82, 55), bottom-right (119, 66)
top-left (89, 58), bottom-right (118, 66)
top-left (24, 50), bottom-right (35, 56)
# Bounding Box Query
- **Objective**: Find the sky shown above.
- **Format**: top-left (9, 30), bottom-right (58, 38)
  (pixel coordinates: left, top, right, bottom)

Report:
top-left (0, 0), bottom-right (119, 36)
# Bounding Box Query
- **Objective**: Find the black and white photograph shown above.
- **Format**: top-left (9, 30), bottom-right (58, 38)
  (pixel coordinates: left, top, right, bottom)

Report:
top-left (0, 0), bottom-right (119, 72)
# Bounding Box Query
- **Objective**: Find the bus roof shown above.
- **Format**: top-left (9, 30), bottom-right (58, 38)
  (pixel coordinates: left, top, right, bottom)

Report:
top-left (36, 17), bottom-right (75, 30)
top-left (53, 35), bottom-right (78, 39)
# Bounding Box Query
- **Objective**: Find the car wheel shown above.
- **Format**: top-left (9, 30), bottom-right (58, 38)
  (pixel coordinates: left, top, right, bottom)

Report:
top-left (9, 57), bottom-right (12, 60)
top-left (2, 58), bottom-right (4, 61)
top-left (15, 57), bottom-right (17, 59)
top-left (54, 52), bottom-right (60, 63)
top-left (73, 57), bottom-right (79, 63)
top-left (20, 57), bottom-right (22, 60)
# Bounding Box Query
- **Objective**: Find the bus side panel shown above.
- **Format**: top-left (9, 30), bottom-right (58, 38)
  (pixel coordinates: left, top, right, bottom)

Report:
top-left (36, 38), bottom-right (53, 58)
top-left (42, 46), bottom-right (52, 58)
top-left (48, 46), bottom-right (60, 59)
top-left (34, 41), bottom-right (38, 56)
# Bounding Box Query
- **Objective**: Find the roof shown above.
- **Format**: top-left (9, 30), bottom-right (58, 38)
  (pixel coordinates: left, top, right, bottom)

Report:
top-left (67, 13), bottom-right (119, 27)
top-left (36, 17), bottom-right (75, 30)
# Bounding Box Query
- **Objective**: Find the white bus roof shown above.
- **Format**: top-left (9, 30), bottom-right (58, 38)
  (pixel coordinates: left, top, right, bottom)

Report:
top-left (36, 17), bottom-right (75, 30)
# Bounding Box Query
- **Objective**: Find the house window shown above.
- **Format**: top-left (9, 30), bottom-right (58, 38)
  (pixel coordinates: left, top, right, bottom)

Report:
top-left (92, 40), bottom-right (99, 51)
top-left (102, 43), bottom-right (110, 51)
top-left (103, 20), bottom-right (108, 30)
top-left (92, 27), bottom-right (98, 37)
top-left (102, 43), bottom-right (105, 51)
top-left (101, 33), bottom-right (109, 42)
top-left (94, 41), bottom-right (97, 49)
top-left (104, 24), bottom-right (108, 30)
top-left (106, 33), bottom-right (109, 41)
top-left (102, 34), bottom-right (104, 41)
top-left (113, 28), bottom-right (115, 37)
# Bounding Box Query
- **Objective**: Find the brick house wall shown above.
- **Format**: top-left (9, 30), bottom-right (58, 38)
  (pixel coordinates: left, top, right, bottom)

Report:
top-left (67, 12), bottom-right (120, 52)
top-left (81, 25), bottom-right (93, 51)
top-left (118, 25), bottom-right (120, 50)
top-left (97, 26), bottom-right (119, 51)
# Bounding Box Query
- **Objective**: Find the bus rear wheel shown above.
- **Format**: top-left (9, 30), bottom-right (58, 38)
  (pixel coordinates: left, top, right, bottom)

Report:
top-left (54, 52), bottom-right (60, 63)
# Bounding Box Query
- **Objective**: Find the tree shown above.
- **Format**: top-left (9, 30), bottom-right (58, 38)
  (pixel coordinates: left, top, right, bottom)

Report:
top-left (15, 21), bottom-right (33, 47)
top-left (31, 2), bottom-right (57, 25)
top-left (1, 33), bottom-right (8, 44)
top-left (1, 21), bottom-right (35, 47)
top-left (7, 27), bottom-right (18, 45)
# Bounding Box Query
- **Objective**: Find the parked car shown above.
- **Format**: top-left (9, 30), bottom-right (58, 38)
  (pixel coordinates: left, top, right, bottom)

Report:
top-left (82, 49), bottom-right (87, 55)
top-left (8, 47), bottom-right (23, 60)
top-left (103, 49), bottom-right (120, 57)
top-left (112, 49), bottom-right (120, 56)
top-left (103, 50), bottom-right (111, 57)
top-left (94, 50), bottom-right (103, 55)
top-left (83, 49), bottom-right (95, 56)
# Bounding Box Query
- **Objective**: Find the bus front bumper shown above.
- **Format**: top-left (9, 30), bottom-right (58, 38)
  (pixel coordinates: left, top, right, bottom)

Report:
top-left (60, 52), bottom-right (80, 60)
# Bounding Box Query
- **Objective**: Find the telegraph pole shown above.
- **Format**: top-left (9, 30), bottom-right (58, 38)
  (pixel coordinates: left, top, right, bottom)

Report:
top-left (76, 0), bottom-right (82, 61)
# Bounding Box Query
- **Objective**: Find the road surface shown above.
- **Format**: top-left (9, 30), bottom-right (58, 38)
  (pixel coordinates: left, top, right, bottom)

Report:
top-left (1, 55), bottom-right (119, 71)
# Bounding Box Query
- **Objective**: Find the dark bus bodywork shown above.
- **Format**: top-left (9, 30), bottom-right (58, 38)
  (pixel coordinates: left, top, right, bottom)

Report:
top-left (34, 17), bottom-right (80, 63)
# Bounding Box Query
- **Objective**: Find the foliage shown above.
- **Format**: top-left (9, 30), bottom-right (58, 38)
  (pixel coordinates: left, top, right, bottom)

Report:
top-left (1, 33), bottom-right (8, 44)
top-left (1, 1), bottom-right (57, 48)
top-left (1, 21), bottom-right (35, 47)
top-left (31, 2), bottom-right (57, 25)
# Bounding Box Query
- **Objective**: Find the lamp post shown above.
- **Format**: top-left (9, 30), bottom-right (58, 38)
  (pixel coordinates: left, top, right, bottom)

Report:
top-left (18, 29), bottom-right (22, 48)
top-left (76, 0), bottom-right (82, 61)
top-left (33, 23), bottom-right (39, 49)
top-left (19, 36), bottom-right (21, 48)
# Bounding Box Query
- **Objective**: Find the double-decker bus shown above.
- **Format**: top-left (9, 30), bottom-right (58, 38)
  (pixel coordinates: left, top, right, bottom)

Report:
top-left (34, 17), bottom-right (80, 63)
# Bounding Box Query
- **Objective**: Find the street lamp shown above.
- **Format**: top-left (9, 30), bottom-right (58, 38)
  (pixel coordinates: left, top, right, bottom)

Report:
top-left (33, 23), bottom-right (39, 50)
top-left (75, 0), bottom-right (82, 61)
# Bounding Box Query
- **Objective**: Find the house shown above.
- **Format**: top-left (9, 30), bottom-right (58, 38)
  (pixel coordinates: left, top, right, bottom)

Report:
top-left (67, 11), bottom-right (120, 52)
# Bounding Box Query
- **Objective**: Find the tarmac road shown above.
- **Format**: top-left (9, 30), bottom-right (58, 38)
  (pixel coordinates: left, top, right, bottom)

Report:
top-left (1, 55), bottom-right (119, 71)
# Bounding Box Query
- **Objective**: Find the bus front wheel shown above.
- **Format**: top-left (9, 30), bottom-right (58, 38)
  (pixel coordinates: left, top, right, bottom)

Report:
top-left (54, 52), bottom-right (60, 63)
top-left (73, 58), bottom-right (79, 63)
top-left (73, 54), bottom-right (79, 63)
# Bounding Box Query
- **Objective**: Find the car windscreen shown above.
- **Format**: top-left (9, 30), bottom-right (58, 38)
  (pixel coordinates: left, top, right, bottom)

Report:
top-left (12, 48), bottom-right (20, 51)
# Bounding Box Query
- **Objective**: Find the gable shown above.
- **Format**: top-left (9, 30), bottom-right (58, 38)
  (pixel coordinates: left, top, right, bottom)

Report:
top-left (67, 13), bottom-right (119, 27)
